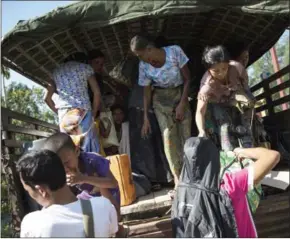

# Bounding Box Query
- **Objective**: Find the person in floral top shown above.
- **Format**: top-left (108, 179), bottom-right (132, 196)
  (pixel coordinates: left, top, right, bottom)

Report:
top-left (44, 52), bottom-right (101, 153)
top-left (130, 35), bottom-right (192, 198)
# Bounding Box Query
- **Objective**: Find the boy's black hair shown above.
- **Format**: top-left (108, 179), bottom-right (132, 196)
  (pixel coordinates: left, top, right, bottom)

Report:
top-left (202, 45), bottom-right (231, 69)
top-left (44, 132), bottom-right (76, 154)
top-left (17, 150), bottom-right (66, 191)
top-left (88, 49), bottom-right (105, 61)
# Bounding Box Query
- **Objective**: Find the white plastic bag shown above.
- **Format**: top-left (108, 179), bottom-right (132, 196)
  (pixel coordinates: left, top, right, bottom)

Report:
top-left (100, 110), bottom-right (119, 148)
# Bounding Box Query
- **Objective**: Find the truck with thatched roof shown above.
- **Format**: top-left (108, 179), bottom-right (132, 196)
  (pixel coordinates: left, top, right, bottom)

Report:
top-left (1, 1), bottom-right (289, 237)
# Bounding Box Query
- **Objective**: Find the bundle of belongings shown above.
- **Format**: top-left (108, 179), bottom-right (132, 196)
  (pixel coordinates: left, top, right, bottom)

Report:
top-left (171, 137), bottom-right (260, 238)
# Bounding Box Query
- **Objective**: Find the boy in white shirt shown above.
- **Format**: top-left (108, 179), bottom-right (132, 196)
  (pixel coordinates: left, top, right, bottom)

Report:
top-left (17, 149), bottom-right (118, 237)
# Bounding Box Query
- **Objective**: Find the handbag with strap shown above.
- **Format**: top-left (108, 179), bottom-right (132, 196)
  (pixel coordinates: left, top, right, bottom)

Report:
top-left (80, 199), bottom-right (95, 238)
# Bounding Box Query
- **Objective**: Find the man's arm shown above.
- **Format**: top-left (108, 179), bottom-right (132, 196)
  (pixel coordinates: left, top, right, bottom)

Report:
top-left (82, 171), bottom-right (118, 189)
top-left (88, 75), bottom-right (101, 119)
top-left (234, 147), bottom-right (280, 186)
top-left (143, 85), bottom-right (152, 121)
top-left (44, 83), bottom-right (57, 114)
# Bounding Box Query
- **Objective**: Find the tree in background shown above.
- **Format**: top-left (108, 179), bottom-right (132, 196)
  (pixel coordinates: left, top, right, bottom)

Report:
top-left (1, 81), bottom-right (57, 238)
top-left (248, 30), bottom-right (289, 113)
top-left (2, 82), bottom-right (57, 125)
top-left (248, 30), bottom-right (289, 88)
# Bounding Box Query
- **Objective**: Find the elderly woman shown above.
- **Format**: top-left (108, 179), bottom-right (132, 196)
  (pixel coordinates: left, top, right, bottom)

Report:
top-left (130, 35), bottom-right (192, 196)
top-left (196, 45), bottom-right (255, 152)
top-left (44, 52), bottom-right (101, 153)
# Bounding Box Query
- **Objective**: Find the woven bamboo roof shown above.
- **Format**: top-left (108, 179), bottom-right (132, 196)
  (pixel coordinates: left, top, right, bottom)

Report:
top-left (1, 1), bottom-right (289, 93)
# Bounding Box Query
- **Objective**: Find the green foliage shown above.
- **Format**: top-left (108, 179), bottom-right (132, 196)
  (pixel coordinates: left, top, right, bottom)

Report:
top-left (248, 30), bottom-right (289, 87)
top-left (1, 65), bottom-right (10, 80)
top-left (248, 30), bottom-right (289, 113)
top-left (1, 179), bottom-right (13, 238)
top-left (1, 81), bottom-right (57, 237)
top-left (2, 82), bottom-right (57, 124)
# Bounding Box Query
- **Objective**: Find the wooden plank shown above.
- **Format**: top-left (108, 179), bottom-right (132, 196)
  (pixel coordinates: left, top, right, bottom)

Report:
top-left (255, 95), bottom-right (290, 113)
top-left (121, 191), bottom-right (155, 215)
top-left (153, 189), bottom-right (172, 208)
top-left (5, 125), bottom-right (52, 138)
top-left (255, 79), bottom-right (290, 101)
top-left (255, 210), bottom-right (289, 227)
top-left (251, 65), bottom-right (290, 92)
top-left (128, 217), bottom-right (171, 237)
top-left (1, 107), bottom-right (58, 130)
top-left (133, 229), bottom-right (172, 238)
top-left (2, 140), bottom-right (24, 148)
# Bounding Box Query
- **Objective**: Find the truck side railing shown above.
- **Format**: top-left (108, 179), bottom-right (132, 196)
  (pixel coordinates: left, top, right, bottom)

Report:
top-left (251, 64), bottom-right (290, 116)
top-left (1, 107), bottom-right (58, 236)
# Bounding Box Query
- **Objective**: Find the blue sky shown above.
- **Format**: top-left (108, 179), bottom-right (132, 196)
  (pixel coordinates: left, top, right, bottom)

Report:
top-left (2, 1), bottom-right (75, 90)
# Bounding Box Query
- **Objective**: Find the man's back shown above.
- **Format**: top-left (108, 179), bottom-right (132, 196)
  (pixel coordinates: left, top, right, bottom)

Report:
top-left (20, 196), bottom-right (118, 238)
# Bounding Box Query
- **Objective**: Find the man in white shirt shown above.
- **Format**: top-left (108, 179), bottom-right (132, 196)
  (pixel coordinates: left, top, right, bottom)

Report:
top-left (17, 149), bottom-right (118, 237)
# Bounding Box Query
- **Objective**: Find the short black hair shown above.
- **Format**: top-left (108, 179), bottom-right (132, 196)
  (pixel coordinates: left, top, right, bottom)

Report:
top-left (44, 132), bottom-right (76, 154)
top-left (88, 49), bottom-right (105, 61)
top-left (63, 52), bottom-right (88, 64)
top-left (17, 150), bottom-right (66, 191)
top-left (202, 45), bottom-right (230, 69)
top-left (130, 35), bottom-right (155, 52)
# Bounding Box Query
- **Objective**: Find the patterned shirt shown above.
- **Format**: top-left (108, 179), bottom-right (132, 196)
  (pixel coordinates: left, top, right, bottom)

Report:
top-left (53, 61), bottom-right (94, 110)
top-left (138, 45), bottom-right (189, 88)
top-left (197, 60), bottom-right (248, 103)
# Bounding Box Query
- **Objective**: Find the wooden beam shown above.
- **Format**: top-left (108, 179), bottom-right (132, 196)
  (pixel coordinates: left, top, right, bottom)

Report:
top-left (112, 25), bottom-right (124, 58)
top-left (255, 80), bottom-right (290, 101)
top-left (221, 13), bottom-right (244, 44)
top-left (81, 28), bottom-right (109, 75)
top-left (1, 107), bottom-right (58, 130)
top-left (208, 9), bottom-right (230, 43)
top-left (66, 30), bottom-right (83, 52)
top-left (251, 65), bottom-right (290, 92)
top-left (249, 17), bottom-right (276, 49)
top-left (38, 44), bottom-right (59, 67)
top-left (183, 14), bottom-right (199, 47)
top-left (98, 27), bottom-right (115, 67)
top-left (81, 28), bottom-right (95, 50)
top-left (49, 38), bottom-right (68, 58)
top-left (16, 46), bottom-right (52, 77)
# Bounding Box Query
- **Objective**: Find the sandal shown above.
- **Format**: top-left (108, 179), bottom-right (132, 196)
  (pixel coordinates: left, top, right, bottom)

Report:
top-left (151, 183), bottom-right (162, 192)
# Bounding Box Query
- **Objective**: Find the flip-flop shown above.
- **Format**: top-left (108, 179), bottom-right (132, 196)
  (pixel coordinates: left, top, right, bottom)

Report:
top-left (151, 183), bottom-right (162, 191)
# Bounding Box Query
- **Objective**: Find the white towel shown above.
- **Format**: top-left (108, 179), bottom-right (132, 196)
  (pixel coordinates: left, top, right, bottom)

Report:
top-left (119, 122), bottom-right (130, 159)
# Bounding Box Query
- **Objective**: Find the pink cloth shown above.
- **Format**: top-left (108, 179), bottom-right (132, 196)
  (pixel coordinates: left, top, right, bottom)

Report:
top-left (76, 190), bottom-right (93, 200)
top-left (198, 60), bottom-right (248, 102)
top-left (221, 167), bottom-right (257, 238)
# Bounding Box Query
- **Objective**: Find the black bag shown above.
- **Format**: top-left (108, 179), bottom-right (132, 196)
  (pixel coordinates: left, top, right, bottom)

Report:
top-left (171, 137), bottom-right (238, 238)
